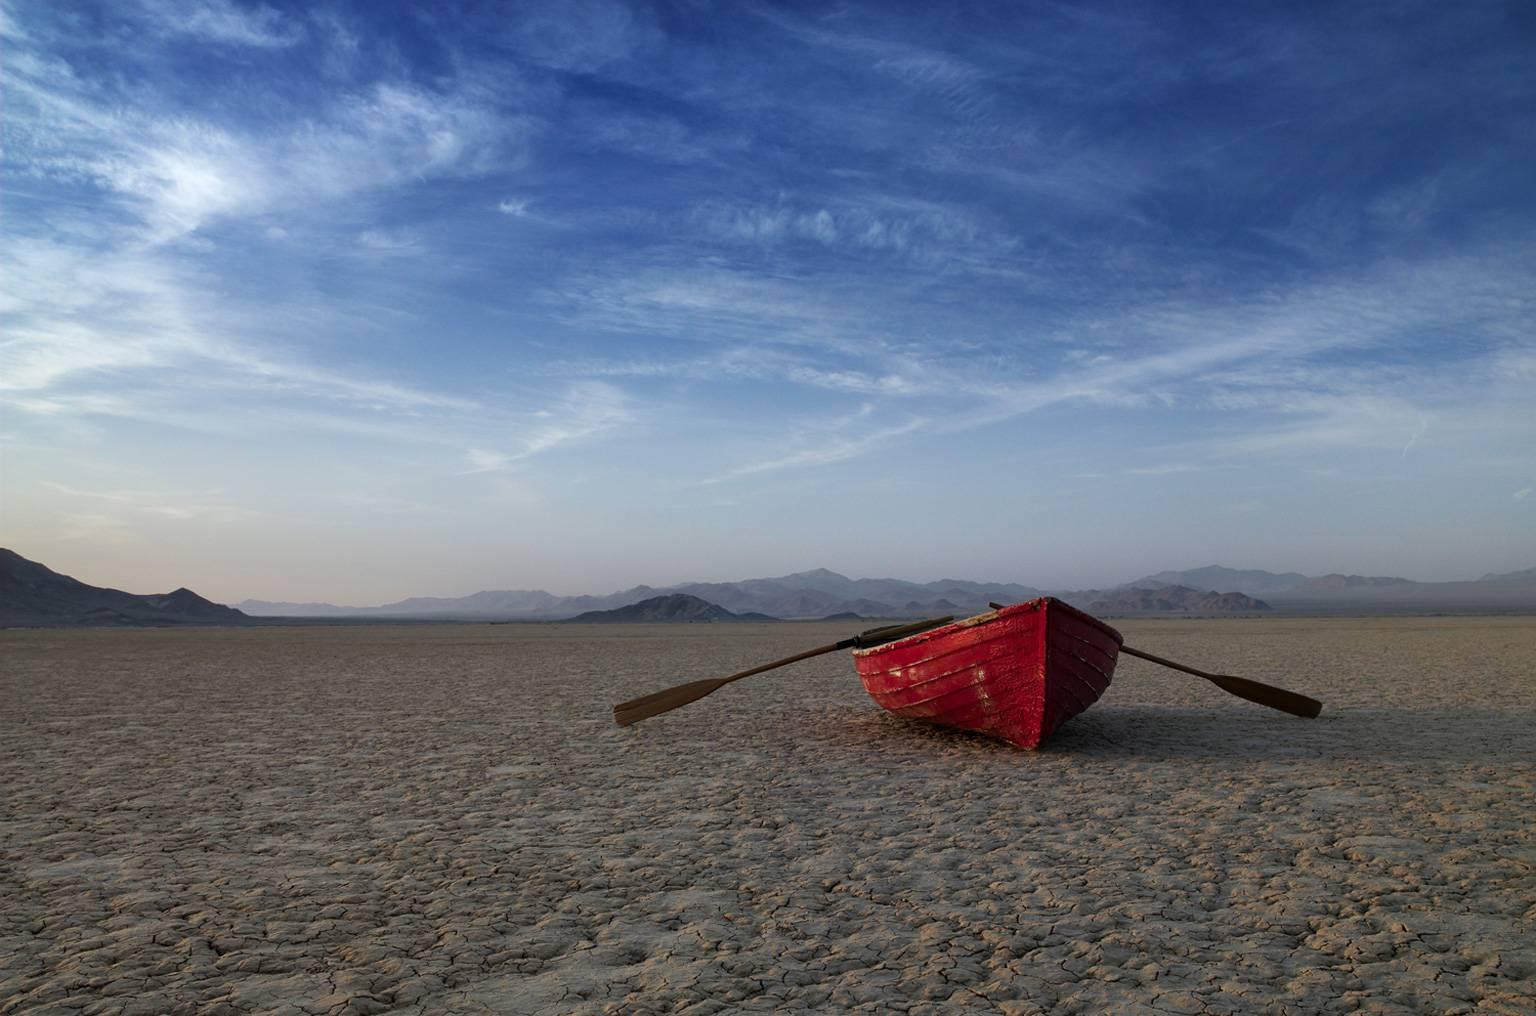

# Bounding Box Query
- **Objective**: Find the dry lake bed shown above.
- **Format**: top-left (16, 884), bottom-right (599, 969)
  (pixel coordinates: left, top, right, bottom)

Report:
top-left (2, 617), bottom-right (1534, 1015)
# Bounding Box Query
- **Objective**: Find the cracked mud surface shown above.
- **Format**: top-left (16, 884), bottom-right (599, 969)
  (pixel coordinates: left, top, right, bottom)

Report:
top-left (3, 616), bottom-right (1534, 1014)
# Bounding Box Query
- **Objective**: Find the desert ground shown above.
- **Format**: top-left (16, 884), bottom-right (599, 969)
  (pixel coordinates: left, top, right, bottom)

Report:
top-left (2, 616), bottom-right (1533, 1015)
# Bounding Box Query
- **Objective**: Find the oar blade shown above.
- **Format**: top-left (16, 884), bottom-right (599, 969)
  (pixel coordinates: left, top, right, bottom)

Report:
top-left (612, 678), bottom-right (728, 727)
top-left (1204, 673), bottom-right (1323, 718)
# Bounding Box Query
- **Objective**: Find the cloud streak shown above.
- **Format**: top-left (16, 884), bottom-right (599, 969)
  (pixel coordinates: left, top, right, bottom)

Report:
top-left (703, 405), bottom-right (927, 484)
top-left (5, 42), bottom-right (528, 242)
top-left (146, 0), bottom-right (305, 48)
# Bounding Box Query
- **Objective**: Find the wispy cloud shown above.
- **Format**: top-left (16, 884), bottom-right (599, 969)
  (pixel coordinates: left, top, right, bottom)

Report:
top-left (785, 366), bottom-right (915, 396)
top-left (0, 17), bottom-right (547, 460)
top-left (355, 229), bottom-right (422, 257)
top-left (949, 242), bottom-right (1535, 441)
top-left (538, 230), bottom-right (1534, 481)
top-left (462, 449), bottom-right (510, 475)
top-left (534, 343), bottom-right (932, 402)
top-left (41, 480), bottom-right (254, 523)
top-left (506, 0), bottom-right (660, 72)
top-left (144, 0), bottom-right (304, 48)
top-left (690, 198), bottom-right (1018, 270)
top-left (704, 405), bottom-right (926, 484)
top-left (5, 46), bottom-right (528, 242)
top-left (1127, 463), bottom-right (1200, 477)
top-left (580, 111), bottom-right (730, 165)
top-left (0, 234), bottom-right (477, 416)
top-left (457, 383), bottom-right (633, 474)
top-left (514, 381), bottom-right (632, 460)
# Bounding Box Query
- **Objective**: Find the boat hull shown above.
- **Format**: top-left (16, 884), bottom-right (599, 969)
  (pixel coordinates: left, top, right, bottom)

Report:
top-left (851, 598), bottom-right (1123, 749)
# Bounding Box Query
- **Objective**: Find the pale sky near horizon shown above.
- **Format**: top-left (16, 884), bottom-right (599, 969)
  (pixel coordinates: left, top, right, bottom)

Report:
top-left (3, 0), bottom-right (1534, 604)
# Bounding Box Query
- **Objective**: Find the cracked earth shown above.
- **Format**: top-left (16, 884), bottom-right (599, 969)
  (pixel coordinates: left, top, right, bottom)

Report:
top-left (2, 616), bottom-right (1533, 1014)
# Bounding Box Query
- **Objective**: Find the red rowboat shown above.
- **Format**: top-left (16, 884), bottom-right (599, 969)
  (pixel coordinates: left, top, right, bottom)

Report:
top-left (614, 596), bottom-right (1319, 736)
top-left (852, 597), bottom-right (1122, 749)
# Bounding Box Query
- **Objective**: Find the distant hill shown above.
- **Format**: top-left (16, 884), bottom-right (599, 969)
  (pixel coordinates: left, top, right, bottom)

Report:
top-left (0, 549), bottom-right (247, 627)
top-left (1084, 585), bottom-right (1270, 614)
top-left (1127, 565), bottom-right (1429, 599)
top-left (238, 587), bottom-right (566, 617)
top-left (1128, 566), bottom-right (1310, 598)
top-left (563, 593), bottom-right (774, 623)
top-left (1125, 564), bottom-right (1536, 610)
top-left (1291, 573), bottom-right (1417, 595)
top-left (236, 599), bottom-right (365, 617)
top-left (1480, 567), bottom-right (1536, 584)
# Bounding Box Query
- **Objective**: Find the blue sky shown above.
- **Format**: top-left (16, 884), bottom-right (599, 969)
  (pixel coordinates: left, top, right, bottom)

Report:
top-left (3, 0), bottom-right (1533, 603)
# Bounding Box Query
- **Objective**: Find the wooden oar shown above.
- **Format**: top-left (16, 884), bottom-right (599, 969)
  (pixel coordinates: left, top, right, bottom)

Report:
top-left (985, 602), bottom-right (1321, 718)
top-left (1117, 645), bottom-right (1322, 718)
top-left (612, 616), bottom-right (954, 727)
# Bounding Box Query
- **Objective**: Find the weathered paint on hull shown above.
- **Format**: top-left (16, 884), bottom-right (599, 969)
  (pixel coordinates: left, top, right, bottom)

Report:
top-left (851, 597), bottom-right (1123, 749)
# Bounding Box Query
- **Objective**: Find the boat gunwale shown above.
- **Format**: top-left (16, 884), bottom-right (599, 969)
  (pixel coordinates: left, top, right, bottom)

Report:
top-left (852, 597), bottom-right (1123, 660)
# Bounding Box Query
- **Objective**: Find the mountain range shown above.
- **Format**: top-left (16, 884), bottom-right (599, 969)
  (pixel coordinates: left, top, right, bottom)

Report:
top-left (0, 549), bottom-right (247, 627)
top-left (7, 546), bottom-right (1534, 628)
top-left (240, 568), bottom-right (1045, 621)
top-left (237, 562), bottom-right (1536, 619)
top-left (1125, 564), bottom-right (1536, 609)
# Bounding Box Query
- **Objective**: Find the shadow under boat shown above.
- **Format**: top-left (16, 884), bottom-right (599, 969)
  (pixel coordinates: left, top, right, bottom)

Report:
top-left (773, 703), bottom-right (1532, 766)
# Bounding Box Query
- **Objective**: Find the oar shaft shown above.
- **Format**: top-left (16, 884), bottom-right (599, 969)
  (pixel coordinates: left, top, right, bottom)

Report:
top-left (691, 614), bottom-right (954, 691)
top-left (713, 641), bottom-right (845, 688)
top-left (1120, 644), bottom-right (1323, 718)
top-left (613, 643), bottom-right (853, 726)
top-left (1119, 644), bottom-right (1216, 679)
top-left (612, 615), bottom-right (954, 726)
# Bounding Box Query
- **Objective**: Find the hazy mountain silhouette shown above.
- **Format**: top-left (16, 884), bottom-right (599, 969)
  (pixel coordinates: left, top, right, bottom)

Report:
top-left (563, 593), bottom-right (775, 623)
top-left (1124, 564), bottom-right (1536, 611)
top-left (237, 569), bottom-right (1044, 620)
top-left (238, 588), bottom-right (567, 617)
top-left (1, 549), bottom-right (247, 627)
top-left (1293, 573), bottom-right (1418, 594)
top-left (234, 562), bottom-right (1536, 620)
top-left (1479, 566), bottom-right (1536, 584)
top-left (1127, 566), bottom-right (1310, 597)
top-left (1087, 585), bottom-right (1270, 613)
